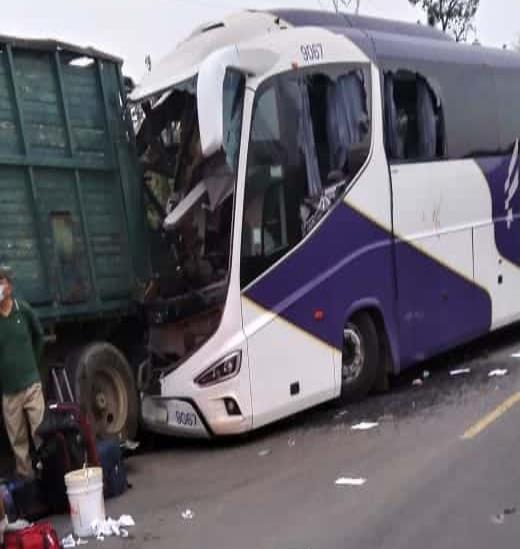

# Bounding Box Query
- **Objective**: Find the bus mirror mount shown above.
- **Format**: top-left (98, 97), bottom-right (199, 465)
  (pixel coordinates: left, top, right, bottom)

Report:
top-left (197, 45), bottom-right (278, 157)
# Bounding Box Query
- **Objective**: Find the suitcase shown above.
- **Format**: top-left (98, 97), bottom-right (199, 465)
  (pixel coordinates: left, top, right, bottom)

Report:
top-left (96, 438), bottom-right (128, 499)
top-left (4, 521), bottom-right (60, 549)
top-left (7, 478), bottom-right (49, 522)
top-left (36, 404), bottom-right (99, 514)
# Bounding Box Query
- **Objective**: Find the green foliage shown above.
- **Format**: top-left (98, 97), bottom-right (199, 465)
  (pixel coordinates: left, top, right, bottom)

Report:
top-left (409, 0), bottom-right (480, 42)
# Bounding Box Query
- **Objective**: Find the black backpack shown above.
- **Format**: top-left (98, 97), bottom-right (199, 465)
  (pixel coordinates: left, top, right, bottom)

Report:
top-left (36, 404), bottom-right (98, 513)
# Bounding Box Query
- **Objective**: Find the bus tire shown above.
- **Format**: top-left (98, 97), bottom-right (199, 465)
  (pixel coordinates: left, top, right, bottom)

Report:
top-left (340, 313), bottom-right (380, 401)
top-left (65, 342), bottom-right (138, 441)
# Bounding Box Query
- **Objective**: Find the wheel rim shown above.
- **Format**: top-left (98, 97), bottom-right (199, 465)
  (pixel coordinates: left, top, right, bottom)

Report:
top-left (342, 325), bottom-right (365, 384)
top-left (84, 366), bottom-right (129, 438)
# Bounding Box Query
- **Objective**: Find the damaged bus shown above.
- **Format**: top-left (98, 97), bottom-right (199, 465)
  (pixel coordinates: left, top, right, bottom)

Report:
top-left (133, 10), bottom-right (520, 436)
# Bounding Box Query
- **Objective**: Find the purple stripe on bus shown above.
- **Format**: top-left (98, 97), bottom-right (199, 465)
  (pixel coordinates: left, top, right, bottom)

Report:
top-left (477, 153), bottom-right (520, 267)
top-left (245, 203), bottom-right (491, 372)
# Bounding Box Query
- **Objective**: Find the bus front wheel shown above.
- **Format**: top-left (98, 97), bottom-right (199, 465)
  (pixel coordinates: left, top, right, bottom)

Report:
top-left (340, 313), bottom-right (380, 401)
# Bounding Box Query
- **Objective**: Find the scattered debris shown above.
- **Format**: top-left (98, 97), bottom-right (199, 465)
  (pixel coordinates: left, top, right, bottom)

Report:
top-left (288, 439), bottom-right (296, 447)
top-left (488, 369), bottom-right (508, 377)
top-left (491, 507), bottom-right (516, 525)
top-left (258, 449), bottom-right (271, 457)
top-left (121, 440), bottom-right (140, 453)
top-left (90, 515), bottom-right (136, 539)
top-left (334, 410), bottom-right (349, 419)
top-left (450, 368), bottom-right (471, 376)
top-left (351, 422), bottom-right (379, 431)
top-left (61, 535), bottom-right (88, 548)
top-left (491, 513), bottom-right (505, 525)
top-left (412, 378), bottom-right (423, 387)
top-left (422, 370), bottom-right (430, 379)
top-left (181, 509), bottom-right (194, 520)
top-left (335, 477), bottom-right (366, 486)
top-left (119, 516), bottom-right (135, 528)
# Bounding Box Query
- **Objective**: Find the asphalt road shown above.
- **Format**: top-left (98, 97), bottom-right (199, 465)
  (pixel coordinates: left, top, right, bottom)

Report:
top-left (55, 326), bottom-right (520, 549)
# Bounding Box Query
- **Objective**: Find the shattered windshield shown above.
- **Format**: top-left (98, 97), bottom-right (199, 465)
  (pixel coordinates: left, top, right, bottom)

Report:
top-left (136, 70), bottom-right (245, 300)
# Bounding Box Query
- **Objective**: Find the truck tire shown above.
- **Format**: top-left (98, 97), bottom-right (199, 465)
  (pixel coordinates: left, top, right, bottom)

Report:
top-left (340, 313), bottom-right (380, 401)
top-left (66, 342), bottom-right (138, 441)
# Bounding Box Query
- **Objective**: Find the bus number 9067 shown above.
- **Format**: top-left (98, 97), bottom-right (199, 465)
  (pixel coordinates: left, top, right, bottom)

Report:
top-left (175, 410), bottom-right (197, 427)
top-left (300, 43), bottom-right (324, 63)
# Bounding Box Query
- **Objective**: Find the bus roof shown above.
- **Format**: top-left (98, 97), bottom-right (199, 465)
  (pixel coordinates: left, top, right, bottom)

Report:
top-left (131, 8), bottom-right (520, 101)
top-left (269, 8), bottom-right (520, 72)
top-left (268, 9), bottom-right (452, 42)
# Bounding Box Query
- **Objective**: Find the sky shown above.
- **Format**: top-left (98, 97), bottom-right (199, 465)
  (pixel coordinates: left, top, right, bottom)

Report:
top-left (2, 0), bottom-right (519, 80)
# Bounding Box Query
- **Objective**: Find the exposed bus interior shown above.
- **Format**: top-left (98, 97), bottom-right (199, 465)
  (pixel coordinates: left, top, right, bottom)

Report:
top-left (241, 67), bottom-right (371, 287)
top-left (134, 73), bottom-right (244, 372)
top-left (384, 70), bottom-right (445, 161)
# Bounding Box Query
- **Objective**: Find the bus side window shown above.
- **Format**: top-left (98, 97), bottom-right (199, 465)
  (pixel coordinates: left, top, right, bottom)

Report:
top-left (385, 71), bottom-right (444, 162)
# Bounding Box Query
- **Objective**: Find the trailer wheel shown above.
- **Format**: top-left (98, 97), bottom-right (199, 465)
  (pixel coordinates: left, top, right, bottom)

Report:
top-left (340, 313), bottom-right (380, 401)
top-left (66, 342), bottom-right (138, 440)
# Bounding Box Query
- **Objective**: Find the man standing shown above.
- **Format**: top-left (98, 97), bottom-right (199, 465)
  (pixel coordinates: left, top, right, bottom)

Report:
top-left (0, 266), bottom-right (45, 479)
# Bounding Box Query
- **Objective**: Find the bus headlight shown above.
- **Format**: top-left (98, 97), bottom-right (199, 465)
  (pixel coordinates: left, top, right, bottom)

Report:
top-left (194, 351), bottom-right (242, 387)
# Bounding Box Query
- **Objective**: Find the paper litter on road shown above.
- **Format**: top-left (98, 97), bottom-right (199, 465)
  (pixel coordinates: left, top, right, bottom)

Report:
top-left (288, 439), bottom-right (296, 447)
top-left (118, 515), bottom-right (135, 528)
top-left (61, 535), bottom-right (88, 548)
top-left (488, 369), bottom-right (508, 377)
top-left (450, 368), bottom-right (471, 376)
top-left (491, 513), bottom-right (505, 525)
top-left (90, 515), bottom-right (136, 538)
top-left (422, 370), bottom-right (430, 379)
top-left (491, 508), bottom-right (516, 525)
top-left (412, 378), bottom-right (423, 387)
top-left (351, 422), bottom-right (379, 431)
top-left (335, 477), bottom-right (366, 486)
top-left (120, 439), bottom-right (140, 452)
top-left (258, 449), bottom-right (271, 457)
top-left (61, 535), bottom-right (76, 548)
top-left (181, 509), bottom-right (194, 520)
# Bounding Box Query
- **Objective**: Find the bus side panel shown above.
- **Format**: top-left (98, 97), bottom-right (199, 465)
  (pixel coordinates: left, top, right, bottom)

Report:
top-left (244, 202), bottom-right (396, 427)
top-left (475, 154), bottom-right (520, 329)
top-left (391, 160), bottom-right (492, 364)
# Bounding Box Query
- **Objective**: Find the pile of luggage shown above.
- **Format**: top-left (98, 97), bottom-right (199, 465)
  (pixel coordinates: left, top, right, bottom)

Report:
top-left (0, 368), bottom-right (130, 547)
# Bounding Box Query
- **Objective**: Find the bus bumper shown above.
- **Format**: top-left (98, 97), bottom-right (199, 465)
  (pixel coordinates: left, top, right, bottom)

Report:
top-left (141, 395), bottom-right (211, 438)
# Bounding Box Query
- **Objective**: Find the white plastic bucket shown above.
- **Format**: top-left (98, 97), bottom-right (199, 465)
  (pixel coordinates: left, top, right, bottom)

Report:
top-left (65, 467), bottom-right (105, 537)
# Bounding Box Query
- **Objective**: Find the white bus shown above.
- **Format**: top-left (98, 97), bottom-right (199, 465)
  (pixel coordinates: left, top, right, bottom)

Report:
top-left (133, 9), bottom-right (520, 437)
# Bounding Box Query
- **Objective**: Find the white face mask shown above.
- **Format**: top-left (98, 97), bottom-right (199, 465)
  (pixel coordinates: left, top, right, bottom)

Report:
top-left (0, 285), bottom-right (6, 302)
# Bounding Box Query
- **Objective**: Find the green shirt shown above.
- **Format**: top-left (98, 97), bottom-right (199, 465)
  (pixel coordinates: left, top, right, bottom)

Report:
top-left (0, 299), bottom-right (44, 395)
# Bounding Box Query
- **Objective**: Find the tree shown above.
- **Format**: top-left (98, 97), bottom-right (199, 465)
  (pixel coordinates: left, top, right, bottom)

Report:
top-left (408, 0), bottom-right (480, 42)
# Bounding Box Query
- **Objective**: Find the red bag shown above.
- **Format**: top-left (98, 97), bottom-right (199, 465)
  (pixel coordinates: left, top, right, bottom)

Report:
top-left (3, 522), bottom-right (60, 549)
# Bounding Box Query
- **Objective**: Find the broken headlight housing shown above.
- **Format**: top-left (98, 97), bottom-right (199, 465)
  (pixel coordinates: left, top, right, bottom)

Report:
top-left (194, 351), bottom-right (242, 387)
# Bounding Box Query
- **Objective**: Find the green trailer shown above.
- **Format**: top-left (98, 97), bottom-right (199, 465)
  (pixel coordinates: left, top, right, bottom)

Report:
top-left (0, 35), bottom-right (150, 439)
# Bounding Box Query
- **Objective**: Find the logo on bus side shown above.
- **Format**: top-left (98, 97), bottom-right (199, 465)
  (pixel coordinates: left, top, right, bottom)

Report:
top-left (505, 139), bottom-right (519, 230)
